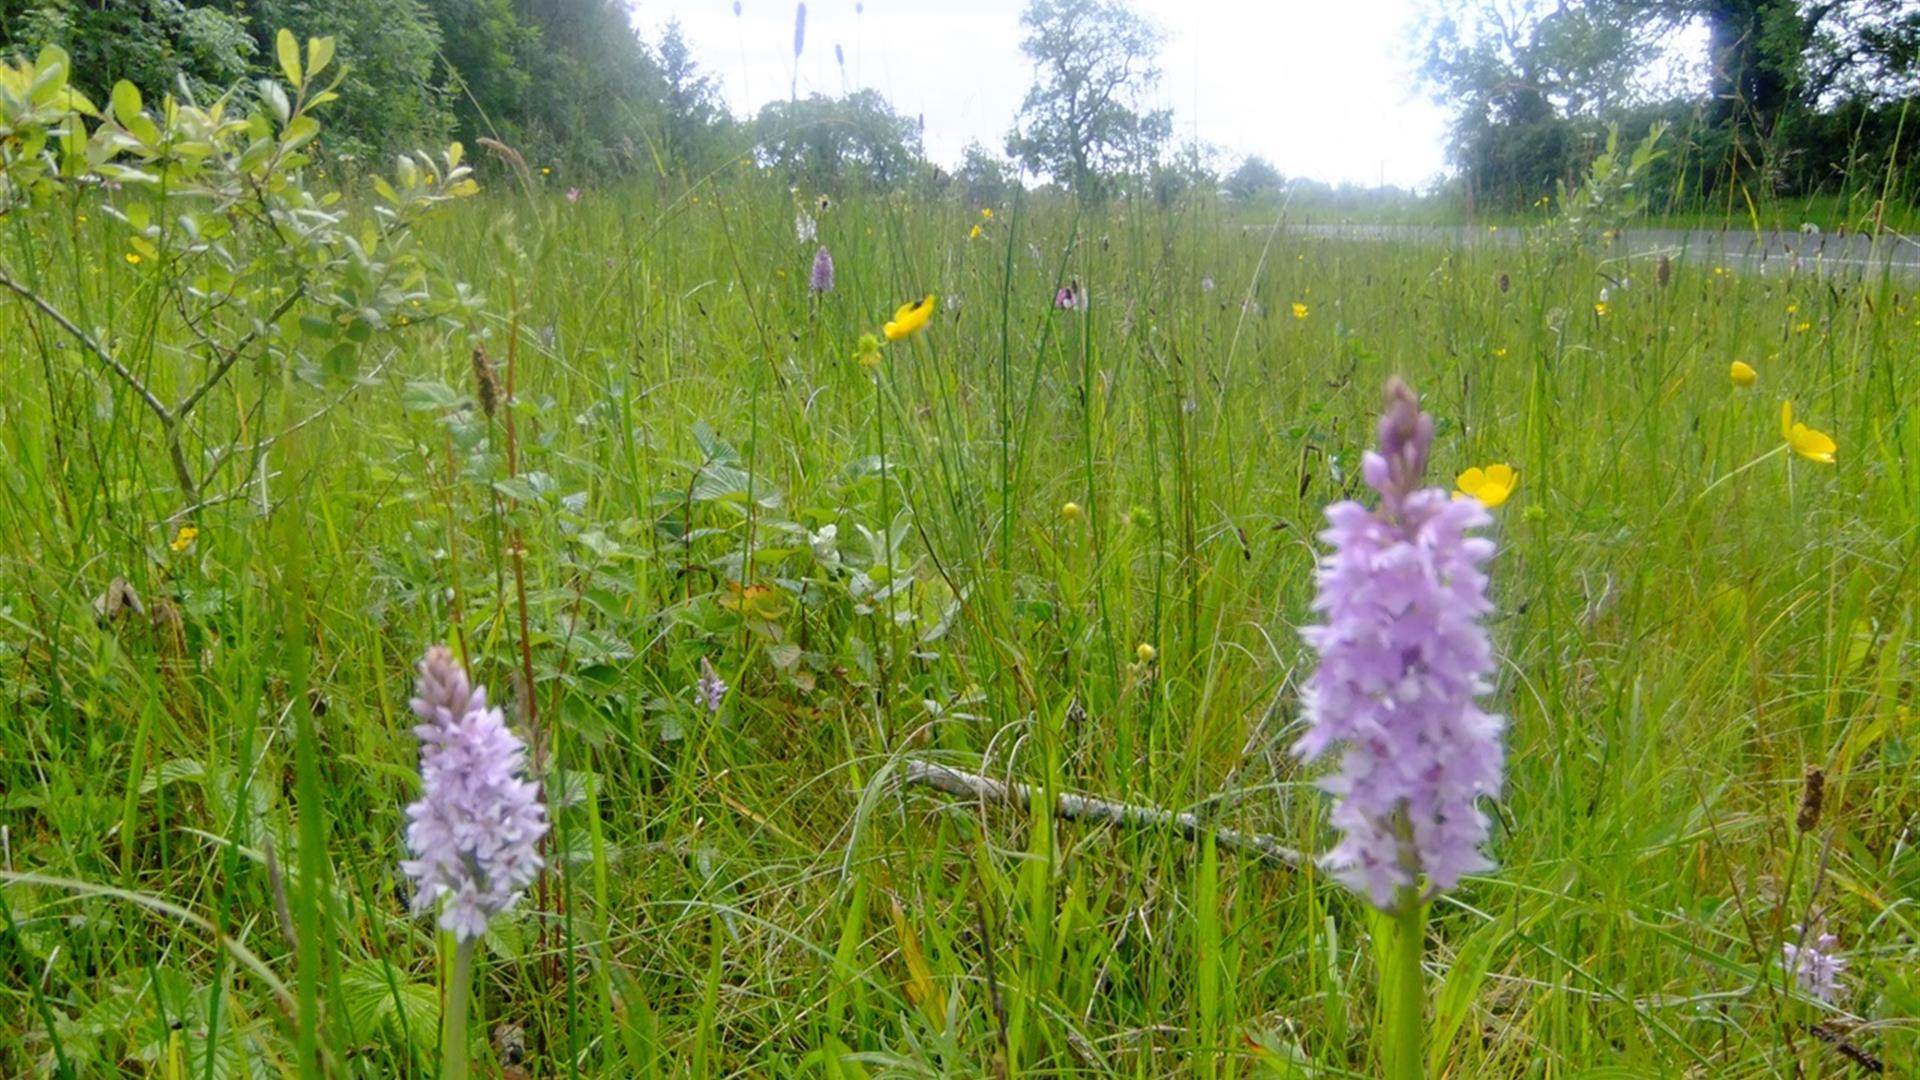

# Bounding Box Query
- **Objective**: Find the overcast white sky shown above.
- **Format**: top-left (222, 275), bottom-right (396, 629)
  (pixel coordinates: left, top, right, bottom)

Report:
top-left (635, 0), bottom-right (1454, 189)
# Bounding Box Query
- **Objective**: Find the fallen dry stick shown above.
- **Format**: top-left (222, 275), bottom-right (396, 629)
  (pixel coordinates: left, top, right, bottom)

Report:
top-left (900, 760), bottom-right (1305, 869)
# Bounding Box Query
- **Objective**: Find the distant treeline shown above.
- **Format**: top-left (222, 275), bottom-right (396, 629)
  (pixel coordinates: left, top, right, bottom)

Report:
top-left (0, 0), bottom-right (805, 181)
top-left (1419, 0), bottom-right (1920, 214)
top-left (0, 0), bottom-right (1219, 205)
top-left (7, 0), bottom-right (1913, 212)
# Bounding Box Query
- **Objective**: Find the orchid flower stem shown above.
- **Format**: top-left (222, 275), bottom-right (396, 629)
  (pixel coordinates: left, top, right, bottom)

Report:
top-left (442, 937), bottom-right (477, 1080)
top-left (1386, 896), bottom-right (1428, 1080)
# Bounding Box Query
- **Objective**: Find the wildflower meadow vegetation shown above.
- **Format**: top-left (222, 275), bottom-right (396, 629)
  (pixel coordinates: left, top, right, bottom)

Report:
top-left (5, 27), bottom-right (1920, 1080)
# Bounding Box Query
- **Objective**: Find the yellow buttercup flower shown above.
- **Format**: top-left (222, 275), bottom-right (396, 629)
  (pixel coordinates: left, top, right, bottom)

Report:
top-left (125, 252), bottom-right (141, 265)
top-left (1061, 501), bottom-right (1082, 521)
top-left (1135, 642), bottom-right (1157, 664)
top-left (1730, 361), bottom-right (1757, 387)
top-left (1780, 401), bottom-right (1836, 464)
top-left (1291, 302), bottom-right (1308, 320)
top-left (169, 525), bottom-right (199, 552)
top-left (883, 295), bottom-right (935, 341)
top-left (980, 207), bottom-right (992, 220)
top-left (1493, 347), bottom-right (1508, 358)
top-left (853, 332), bottom-right (883, 368)
top-left (1795, 321), bottom-right (1812, 334)
top-left (1455, 464), bottom-right (1517, 508)
top-left (1593, 301), bottom-right (1609, 317)
top-left (969, 224), bottom-right (983, 240)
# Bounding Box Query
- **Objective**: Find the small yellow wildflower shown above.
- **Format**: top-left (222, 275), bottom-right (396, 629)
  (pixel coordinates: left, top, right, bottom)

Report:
top-left (1729, 361), bottom-right (1757, 387)
top-left (980, 207), bottom-right (993, 220)
top-left (76, 214), bottom-right (87, 223)
top-left (125, 252), bottom-right (141, 265)
top-left (883, 295), bottom-right (935, 341)
top-left (169, 525), bottom-right (199, 552)
top-left (853, 332), bottom-right (883, 368)
top-left (1135, 642), bottom-right (1157, 664)
top-left (1455, 464), bottom-right (1517, 509)
top-left (1493, 347), bottom-right (1508, 358)
top-left (1786, 302), bottom-right (1799, 315)
top-left (969, 224), bottom-right (983, 240)
top-left (1291, 302), bottom-right (1308, 320)
top-left (1593, 301), bottom-right (1609, 317)
top-left (1795, 321), bottom-right (1812, 333)
top-left (1780, 401), bottom-right (1836, 464)
top-left (1061, 501), bottom-right (1082, 521)
top-left (541, 166), bottom-right (551, 175)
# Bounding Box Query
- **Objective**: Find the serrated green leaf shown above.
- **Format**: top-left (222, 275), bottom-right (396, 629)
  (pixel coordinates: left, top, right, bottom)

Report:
top-left (342, 960), bottom-right (438, 1054)
top-left (139, 758), bottom-right (207, 795)
top-left (400, 380), bottom-right (462, 411)
top-left (493, 476), bottom-right (542, 504)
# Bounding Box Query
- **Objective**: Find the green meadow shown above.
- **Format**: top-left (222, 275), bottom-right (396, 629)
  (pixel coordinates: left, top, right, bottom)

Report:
top-left (4, 155), bottom-right (1920, 1077)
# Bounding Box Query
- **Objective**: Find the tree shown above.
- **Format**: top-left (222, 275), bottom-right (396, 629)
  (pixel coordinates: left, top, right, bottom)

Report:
top-left (955, 140), bottom-right (1015, 206)
top-left (2, 0), bottom-right (256, 102)
top-left (514, 0), bottom-right (669, 169)
top-left (1418, 0), bottom-right (1920, 207)
top-left (1146, 140), bottom-right (1221, 206)
top-left (247, 0), bottom-right (452, 154)
top-left (1225, 155), bottom-right (1284, 201)
top-left (657, 19), bottom-right (734, 176)
top-left (753, 90), bottom-right (922, 192)
top-left (422, 0), bottom-right (534, 146)
top-left (1006, 0), bottom-right (1170, 198)
top-left (1417, 0), bottom-right (1660, 206)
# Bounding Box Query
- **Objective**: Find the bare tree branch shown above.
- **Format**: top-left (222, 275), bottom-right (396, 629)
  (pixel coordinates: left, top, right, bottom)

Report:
top-left (899, 759), bottom-right (1306, 869)
top-left (0, 266), bottom-right (173, 425)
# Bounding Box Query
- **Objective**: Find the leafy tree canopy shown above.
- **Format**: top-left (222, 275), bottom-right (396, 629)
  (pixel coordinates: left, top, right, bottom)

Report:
top-left (1006, 0), bottom-right (1171, 199)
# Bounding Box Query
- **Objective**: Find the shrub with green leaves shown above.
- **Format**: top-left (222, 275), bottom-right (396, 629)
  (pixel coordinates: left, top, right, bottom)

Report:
top-left (0, 31), bottom-right (481, 511)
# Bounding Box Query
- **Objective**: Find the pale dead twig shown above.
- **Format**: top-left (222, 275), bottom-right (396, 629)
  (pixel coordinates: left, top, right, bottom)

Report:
top-left (899, 760), bottom-right (1305, 870)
